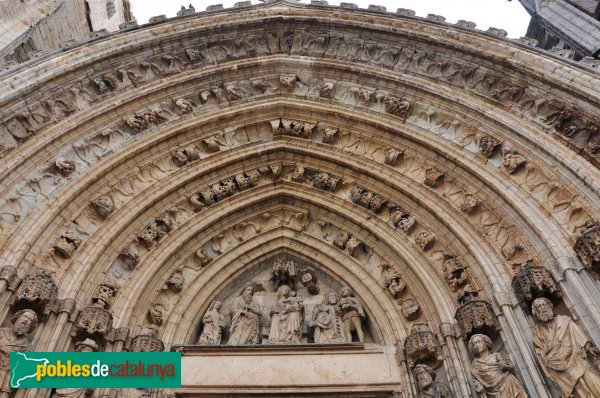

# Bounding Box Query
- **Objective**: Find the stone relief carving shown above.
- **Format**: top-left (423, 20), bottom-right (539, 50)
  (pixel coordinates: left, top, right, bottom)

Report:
top-left (172, 144), bottom-right (199, 167)
top-left (198, 301), bottom-right (226, 345)
top-left (468, 334), bottom-right (528, 397)
top-left (381, 263), bottom-right (406, 298)
top-left (350, 185), bottom-right (387, 212)
top-left (271, 119), bottom-right (315, 139)
top-left (413, 364), bottom-right (453, 398)
top-left (501, 145), bottom-right (527, 174)
top-left (268, 285), bottom-right (304, 344)
top-left (414, 231), bottom-right (436, 251)
top-left (147, 302), bottom-right (167, 326)
top-left (339, 286), bottom-right (365, 343)
top-left (164, 269), bottom-right (184, 293)
top-left (384, 96), bottom-right (411, 120)
top-left (92, 283), bottom-right (118, 308)
top-left (0, 309), bottom-right (38, 394)
top-left (531, 298), bottom-right (600, 397)
top-left (310, 290), bottom-right (345, 344)
top-left (55, 158), bottom-right (76, 177)
top-left (442, 255), bottom-right (469, 292)
top-left (424, 168), bottom-right (445, 188)
top-left (228, 282), bottom-right (261, 345)
top-left (574, 220), bottom-right (600, 277)
top-left (92, 195), bottom-right (115, 219)
top-left (194, 248), bottom-right (213, 267)
top-left (400, 298), bottom-right (420, 320)
top-left (53, 229), bottom-right (82, 258)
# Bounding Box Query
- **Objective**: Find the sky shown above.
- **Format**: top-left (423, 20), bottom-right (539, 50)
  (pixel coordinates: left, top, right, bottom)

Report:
top-left (129, 0), bottom-right (532, 38)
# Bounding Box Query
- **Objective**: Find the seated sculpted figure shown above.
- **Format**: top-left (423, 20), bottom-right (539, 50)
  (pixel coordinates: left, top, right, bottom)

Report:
top-left (468, 333), bottom-right (528, 397)
top-left (268, 285), bottom-right (304, 344)
top-left (413, 364), bottom-right (453, 398)
top-left (338, 286), bottom-right (365, 342)
top-left (531, 297), bottom-right (600, 397)
top-left (310, 291), bottom-right (344, 344)
top-left (198, 301), bottom-right (226, 345)
top-left (0, 309), bottom-right (38, 394)
top-left (228, 282), bottom-right (261, 345)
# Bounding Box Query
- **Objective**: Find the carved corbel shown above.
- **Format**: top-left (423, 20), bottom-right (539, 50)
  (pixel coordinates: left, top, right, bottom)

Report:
top-left (12, 270), bottom-right (58, 319)
top-left (455, 300), bottom-right (499, 339)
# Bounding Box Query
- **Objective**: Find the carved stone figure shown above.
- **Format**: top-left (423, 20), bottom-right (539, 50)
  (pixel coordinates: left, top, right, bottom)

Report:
top-left (53, 229), bottom-right (82, 258)
top-left (279, 74), bottom-right (297, 91)
top-left (130, 328), bottom-right (165, 352)
top-left (468, 334), bottom-right (528, 397)
top-left (502, 147), bottom-right (526, 174)
top-left (322, 127), bottom-right (340, 144)
top-left (268, 285), bottom-right (304, 344)
top-left (198, 301), bottom-right (226, 345)
top-left (55, 339), bottom-right (98, 398)
top-left (55, 158), bottom-right (76, 176)
top-left (228, 282), bottom-right (261, 345)
top-left (175, 98), bottom-right (194, 114)
top-left (413, 364), bottom-right (453, 398)
top-left (165, 269), bottom-right (184, 293)
top-left (385, 148), bottom-right (404, 166)
top-left (385, 96), bottom-right (411, 120)
top-left (460, 194), bottom-right (481, 215)
top-left (531, 298), bottom-right (600, 397)
top-left (381, 263), bottom-right (406, 298)
top-left (424, 168), bottom-right (445, 188)
top-left (442, 255), bottom-right (469, 292)
top-left (400, 298), bottom-right (420, 320)
top-left (391, 209), bottom-right (417, 233)
top-left (0, 310), bottom-right (38, 394)
top-left (414, 231), bottom-right (436, 251)
top-left (92, 283), bottom-right (117, 308)
top-left (270, 258), bottom-right (298, 290)
top-left (311, 291), bottom-right (345, 344)
top-left (339, 286), bottom-right (365, 342)
top-left (92, 195), bottom-right (115, 218)
top-left (147, 303), bottom-right (166, 326)
top-left (194, 248), bottom-right (213, 266)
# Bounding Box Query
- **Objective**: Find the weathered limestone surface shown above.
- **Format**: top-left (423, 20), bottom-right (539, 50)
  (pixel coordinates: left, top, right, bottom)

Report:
top-left (0, 1), bottom-right (599, 397)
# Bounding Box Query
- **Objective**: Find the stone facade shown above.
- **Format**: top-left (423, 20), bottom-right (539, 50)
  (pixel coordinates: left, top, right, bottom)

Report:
top-left (0, 1), bottom-right (599, 397)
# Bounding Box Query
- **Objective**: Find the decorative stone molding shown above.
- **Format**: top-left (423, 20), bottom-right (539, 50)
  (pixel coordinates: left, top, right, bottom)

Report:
top-left (73, 305), bottom-right (114, 342)
top-left (130, 332), bottom-right (165, 352)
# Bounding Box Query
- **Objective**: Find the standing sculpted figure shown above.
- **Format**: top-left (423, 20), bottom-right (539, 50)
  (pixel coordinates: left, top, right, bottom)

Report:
top-left (338, 286), bottom-right (365, 342)
top-left (198, 301), bottom-right (226, 345)
top-left (468, 334), bottom-right (528, 397)
top-left (0, 310), bottom-right (38, 395)
top-left (413, 364), bottom-right (453, 398)
top-left (268, 285), bottom-right (304, 344)
top-left (55, 339), bottom-right (99, 398)
top-left (310, 291), bottom-right (345, 344)
top-left (531, 297), bottom-right (600, 397)
top-left (228, 283), bottom-right (261, 345)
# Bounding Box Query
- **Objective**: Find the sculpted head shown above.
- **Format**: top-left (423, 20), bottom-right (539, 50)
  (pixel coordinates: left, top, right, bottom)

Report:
top-left (75, 338), bottom-right (98, 353)
top-left (468, 334), bottom-right (492, 357)
top-left (11, 309), bottom-right (38, 336)
top-left (323, 290), bottom-right (338, 305)
top-left (277, 285), bottom-right (291, 300)
top-left (413, 364), bottom-right (436, 390)
top-left (240, 282), bottom-right (256, 300)
top-left (532, 297), bottom-right (555, 323)
top-left (209, 300), bottom-right (223, 312)
top-left (340, 286), bottom-right (353, 298)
